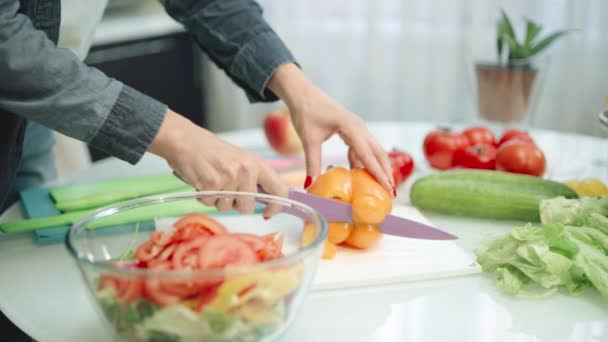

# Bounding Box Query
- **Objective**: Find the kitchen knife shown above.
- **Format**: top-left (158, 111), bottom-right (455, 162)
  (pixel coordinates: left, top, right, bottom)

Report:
top-left (259, 186), bottom-right (457, 241)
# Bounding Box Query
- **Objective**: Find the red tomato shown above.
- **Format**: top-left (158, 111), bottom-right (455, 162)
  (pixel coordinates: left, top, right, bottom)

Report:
top-left (174, 225), bottom-right (212, 242)
top-left (99, 275), bottom-right (143, 303)
top-left (172, 237), bottom-right (209, 270)
top-left (161, 276), bottom-right (209, 299)
top-left (198, 235), bottom-right (258, 269)
top-left (233, 233), bottom-right (266, 252)
top-left (153, 243), bottom-right (177, 263)
top-left (388, 149), bottom-right (414, 186)
top-left (456, 144), bottom-right (497, 170)
top-left (144, 262), bottom-right (181, 306)
top-left (151, 231), bottom-right (175, 246)
top-left (423, 129), bottom-right (469, 170)
top-left (496, 141), bottom-right (546, 177)
top-left (498, 129), bottom-right (534, 146)
top-left (135, 240), bottom-right (163, 262)
top-left (234, 232), bottom-right (283, 261)
top-left (462, 126), bottom-right (496, 146)
top-left (259, 232), bottom-right (284, 261)
top-left (195, 284), bottom-right (221, 312)
top-left (173, 213), bottom-right (227, 236)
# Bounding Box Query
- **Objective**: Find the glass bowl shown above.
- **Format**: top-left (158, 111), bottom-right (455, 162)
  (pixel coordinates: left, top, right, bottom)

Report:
top-left (66, 191), bottom-right (327, 342)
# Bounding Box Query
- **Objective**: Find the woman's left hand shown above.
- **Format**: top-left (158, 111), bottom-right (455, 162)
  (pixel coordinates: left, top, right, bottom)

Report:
top-left (268, 63), bottom-right (395, 195)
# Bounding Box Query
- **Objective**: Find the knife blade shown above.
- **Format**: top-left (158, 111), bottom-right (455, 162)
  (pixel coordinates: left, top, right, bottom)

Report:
top-left (260, 187), bottom-right (457, 241)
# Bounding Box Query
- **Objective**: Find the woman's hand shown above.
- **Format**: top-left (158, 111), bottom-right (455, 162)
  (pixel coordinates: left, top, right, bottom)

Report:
top-left (268, 63), bottom-right (395, 195)
top-left (149, 109), bottom-right (288, 215)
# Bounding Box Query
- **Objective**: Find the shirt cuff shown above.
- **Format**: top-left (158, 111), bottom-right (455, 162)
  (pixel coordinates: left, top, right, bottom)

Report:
top-left (89, 84), bottom-right (167, 164)
top-left (230, 32), bottom-right (298, 103)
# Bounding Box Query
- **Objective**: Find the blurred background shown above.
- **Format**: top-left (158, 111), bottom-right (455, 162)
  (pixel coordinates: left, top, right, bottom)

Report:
top-left (55, 0), bottom-right (607, 169)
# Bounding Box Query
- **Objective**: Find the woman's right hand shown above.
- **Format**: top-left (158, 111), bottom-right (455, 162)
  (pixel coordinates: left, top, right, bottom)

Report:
top-left (149, 109), bottom-right (288, 216)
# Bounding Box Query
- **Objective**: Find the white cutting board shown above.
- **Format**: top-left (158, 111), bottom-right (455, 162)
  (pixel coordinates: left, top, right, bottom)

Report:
top-left (155, 205), bottom-right (480, 291)
top-left (312, 205), bottom-right (481, 291)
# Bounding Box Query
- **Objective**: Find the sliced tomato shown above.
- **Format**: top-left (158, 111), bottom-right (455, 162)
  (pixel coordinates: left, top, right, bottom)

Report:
top-left (154, 243), bottom-right (177, 263)
top-left (259, 232), bottom-right (284, 261)
top-left (144, 261), bottom-right (181, 306)
top-left (174, 225), bottom-right (212, 242)
top-left (198, 235), bottom-right (258, 269)
top-left (151, 231), bottom-right (175, 246)
top-left (195, 284), bottom-right (221, 312)
top-left (173, 213), bottom-right (227, 236)
top-left (172, 236), bottom-right (209, 270)
top-left (99, 275), bottom-right (143, 303)
top-left (233, 233), bottom-right (266, 252)
top-left (135, 240), bottom-right (163, 262)
top-left (160, 278), bottom-right (207, 299)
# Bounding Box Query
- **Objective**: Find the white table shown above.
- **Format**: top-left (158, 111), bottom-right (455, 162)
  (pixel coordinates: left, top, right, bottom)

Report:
top-left (1, 122), bottom-right (607, 342)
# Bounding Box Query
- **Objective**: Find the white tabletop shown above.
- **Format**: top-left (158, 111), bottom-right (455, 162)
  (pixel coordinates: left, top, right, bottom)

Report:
top-left (1, 122), bottom-right (607, 342)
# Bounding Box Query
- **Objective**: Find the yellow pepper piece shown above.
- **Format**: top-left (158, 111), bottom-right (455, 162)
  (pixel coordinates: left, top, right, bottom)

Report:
top-left (209, 265), bottom-right (303, 313)
top-left (563, 179), bottom-right (581, 194)
top-left (579, 178), bottom-right (608, 197)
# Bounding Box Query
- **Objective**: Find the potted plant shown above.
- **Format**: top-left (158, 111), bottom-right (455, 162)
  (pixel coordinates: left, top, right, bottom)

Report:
top-left (475, 10), bottom-right (568, 124)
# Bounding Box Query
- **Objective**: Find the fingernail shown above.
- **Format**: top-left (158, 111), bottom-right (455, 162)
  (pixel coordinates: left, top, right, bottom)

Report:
top-left (304, 176), bottom-right (312, 189)
top-left (263, 216), bottom-right (271, 221)
top-left (392, 187), bottom-right (397, 197)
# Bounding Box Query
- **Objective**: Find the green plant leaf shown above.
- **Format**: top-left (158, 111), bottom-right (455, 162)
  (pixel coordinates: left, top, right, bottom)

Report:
top-left (524, 18), bottom-right (542, 47)
top-left (499, 10), bottom-right (518, 44)
top-left (529, 30), bottom-right (569, 57)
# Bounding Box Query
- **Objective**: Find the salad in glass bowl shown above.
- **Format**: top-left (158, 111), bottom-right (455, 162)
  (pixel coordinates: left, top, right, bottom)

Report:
top-left (66, 191), bottom-right (327, 342)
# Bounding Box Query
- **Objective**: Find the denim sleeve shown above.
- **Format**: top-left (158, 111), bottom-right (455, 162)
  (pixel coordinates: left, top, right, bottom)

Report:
top-left (160, 0), bottom-right (297, 103)
top-left (0, 0), bottom-right (167, 164)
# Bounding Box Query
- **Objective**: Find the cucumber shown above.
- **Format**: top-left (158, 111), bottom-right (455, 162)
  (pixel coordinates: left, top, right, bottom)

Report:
top-left (409, 170), bottom-right (577, 221)
top-left (416, 170), bottom-right (578, 199)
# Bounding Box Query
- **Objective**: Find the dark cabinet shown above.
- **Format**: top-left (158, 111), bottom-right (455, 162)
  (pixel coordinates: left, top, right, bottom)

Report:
top-left (85, 33), bottom-right (204, 160)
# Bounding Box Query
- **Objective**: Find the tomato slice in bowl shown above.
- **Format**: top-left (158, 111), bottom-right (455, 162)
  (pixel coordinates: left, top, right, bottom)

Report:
top-left (144, 261), bottom-right (181, 306)
top-left (174, 225), bottom-right (211, 242)
top-left (198, 235), bottom-right (258, 269)
top-left (172, 237), bottom-right (209, 270)
top-left (195, 284), bottom-right (221, 312)
top-left (259, 232), bottom-right (284, 261)
top-left (173, 213), bottom-right (227, 236)
top-left (233, 233), bottom-right (266, 252)
top-left (99, 275), bottom-right (143, 303)
top-left (151, 231), bottom-right (175, 246)
top-left (135, 240), bottom-right (163, 262)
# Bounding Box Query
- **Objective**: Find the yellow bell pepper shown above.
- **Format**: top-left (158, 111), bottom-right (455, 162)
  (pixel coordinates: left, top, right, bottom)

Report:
top-left (208, 264), bottom-right (303, 313)
top-left (564, 178), bottom-right (608, 197)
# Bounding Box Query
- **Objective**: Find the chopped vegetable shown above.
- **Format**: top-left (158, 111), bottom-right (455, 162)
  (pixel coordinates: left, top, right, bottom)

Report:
top-left (476, 195), bottom-right (608, 302)
top-left (564, 178), bottom-right (608, 197)
top-left (0, 200), bottom-right (214, 234)
top-left (540, 196), bottom-right (608, 234)
top-left (410, 170), bottom-right (578, 221)
top-left (95, 213), bottom-right (300, 341)
top-left (51, 174), bottom-right (191, 211)
top-left (303, 167), bottom-right (391, 259)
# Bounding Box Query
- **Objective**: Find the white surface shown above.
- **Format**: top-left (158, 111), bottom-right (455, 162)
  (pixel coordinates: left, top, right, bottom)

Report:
top-left (313, 205), bottom-right (479, 290)
top-left (155, 206), bottom-right (480, 291)
top-left (1, 122), bottom-right (607, 342)
top-left (92, 1), bottom-right (183, 46)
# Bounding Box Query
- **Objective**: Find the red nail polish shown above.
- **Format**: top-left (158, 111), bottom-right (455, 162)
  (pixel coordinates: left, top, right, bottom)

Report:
top-left (263, 216), bottom-right (270, 220)
top-left (392, 188), bottom-right (397, 197)
top-left (304, 176), bottom-right (312, 189)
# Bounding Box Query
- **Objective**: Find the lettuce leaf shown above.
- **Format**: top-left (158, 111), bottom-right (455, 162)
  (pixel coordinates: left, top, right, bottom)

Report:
top-left (476, 222), bottom-right (608, 303)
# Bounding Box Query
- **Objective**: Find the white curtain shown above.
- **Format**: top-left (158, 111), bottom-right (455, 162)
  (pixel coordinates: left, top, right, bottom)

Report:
top-left (202, 0), bottom-right (608, 137)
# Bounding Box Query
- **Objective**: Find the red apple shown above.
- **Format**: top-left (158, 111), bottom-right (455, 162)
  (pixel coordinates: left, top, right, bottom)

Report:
top-left (263, 107), bottom-right (303, 155)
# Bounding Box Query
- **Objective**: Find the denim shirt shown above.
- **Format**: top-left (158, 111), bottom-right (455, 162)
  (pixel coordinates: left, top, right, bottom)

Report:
top-left (0, 0), bottom-right (296, 209)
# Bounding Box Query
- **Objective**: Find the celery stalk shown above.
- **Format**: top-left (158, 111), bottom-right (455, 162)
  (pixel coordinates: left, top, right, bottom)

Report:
top-left (0, 200), bottom-right (215, 234)
top-left (55, 185), bottom-right (193, 211)
top-left (50, 174), bottom-right (192, 211)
